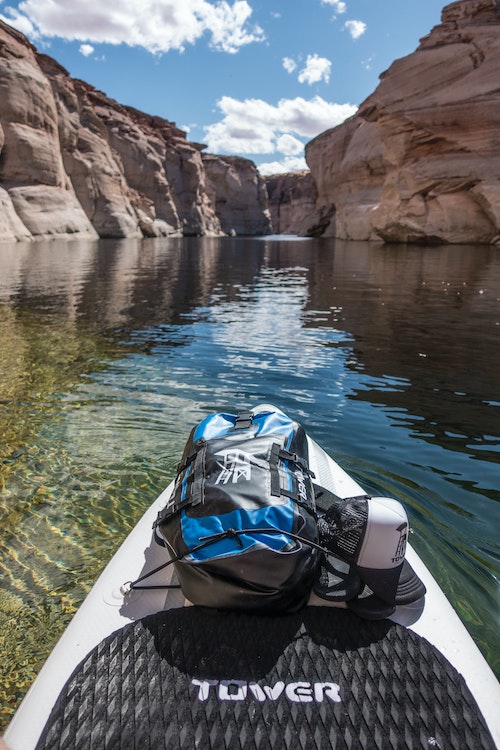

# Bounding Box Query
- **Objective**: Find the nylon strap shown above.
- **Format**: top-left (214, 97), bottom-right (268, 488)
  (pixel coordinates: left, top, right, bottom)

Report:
top-left (191, 443), bottom-right (206, 506)
top-left (269, 443), bottom-right (282, 496)
top-left (155, 452), bottom-right (206, 525)
top-left (233, 411), bottom-right (254, 430)
top-left (176, 452), bottom-right (196, 474)
top-left (278, 448), bottom-right (310, 474)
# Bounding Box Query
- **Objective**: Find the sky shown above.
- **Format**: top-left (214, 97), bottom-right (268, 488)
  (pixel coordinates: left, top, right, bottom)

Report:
top-left (0, 0), bottom-right (445, 175)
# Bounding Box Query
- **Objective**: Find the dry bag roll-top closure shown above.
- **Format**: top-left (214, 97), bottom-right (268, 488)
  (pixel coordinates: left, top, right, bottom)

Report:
top-left (155, 409), bottom-right (321, 612)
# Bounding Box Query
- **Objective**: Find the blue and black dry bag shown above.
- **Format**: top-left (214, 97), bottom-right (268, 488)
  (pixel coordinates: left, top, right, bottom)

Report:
top-left (155, 407), bottom-right (320, 612)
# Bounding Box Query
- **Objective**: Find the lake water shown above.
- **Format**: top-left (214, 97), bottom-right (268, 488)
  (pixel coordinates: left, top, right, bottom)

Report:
top-left (0, 236), bottom-right (499, 728)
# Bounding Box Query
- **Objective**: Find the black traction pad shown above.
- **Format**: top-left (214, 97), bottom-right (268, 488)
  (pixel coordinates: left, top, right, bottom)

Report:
top-left (36, 607), bottom-right (496, 750)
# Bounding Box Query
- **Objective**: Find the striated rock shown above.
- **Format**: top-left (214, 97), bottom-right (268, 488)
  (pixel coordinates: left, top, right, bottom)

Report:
top-left (0, 20), bottom-right (269, 242)
top-left (8, 185), bottom-right (100, 239)
top-left (99, 106), bottom-right (182, 238)
top-left (265, 171), bottom-right (321, 236)
top-left (203, 154), bottom-right (271, 236)
top-left (0, 21), bottom-right (98, 240)
top-left (35, 53), bottom-right (221, 239)
top-left (0, 186), bottom-right (32, 241)
top-left (163, 140), bottom-right (221, 237)
top-left (305, 0), bottom-right (500, 244)
top-left (38, 58), bottom-right (141, 239)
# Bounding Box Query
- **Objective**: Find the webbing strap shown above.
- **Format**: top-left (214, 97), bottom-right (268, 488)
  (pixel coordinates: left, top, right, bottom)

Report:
top-left (153, 501), bottom-right (191, 527)
top-left (191, 444), bottom-right (206, 506)
top-left (269, 443), bottom-right (316, 502)
top-left (278, 448), bottom-right (310, 474)
top-left (233, 411), bottom-right (254, 430)
top-left (176, 452), bottom-right (196, 474)
top-left (155, 451), bottom-right (206, 525)
top-left (269, 443), bottom-right (282, 497)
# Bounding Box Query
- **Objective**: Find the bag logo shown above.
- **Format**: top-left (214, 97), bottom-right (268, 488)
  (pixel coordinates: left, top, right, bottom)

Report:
top-left (215, 449), bottom-right (252, 485)
top-left (295, 469), bottom-right (308, 503)
top-left (392, 522), bottom-right (408, 564)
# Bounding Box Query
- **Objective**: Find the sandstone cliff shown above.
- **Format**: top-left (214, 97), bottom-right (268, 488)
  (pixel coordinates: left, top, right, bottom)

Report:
top-left (3, 0), bottom-right (498, 245)
top-left (265, 171), bottom-right (322, 236)
top-left (203, 154), bottom-right (271, 236)
top-left (305, 0), bottom-right (500, 244)
top-left (0, 20), bottom-right (270, 242)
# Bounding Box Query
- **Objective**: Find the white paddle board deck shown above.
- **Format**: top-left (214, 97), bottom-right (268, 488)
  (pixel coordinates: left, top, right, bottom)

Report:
top-left (4, 436), bottom-right (499, 749)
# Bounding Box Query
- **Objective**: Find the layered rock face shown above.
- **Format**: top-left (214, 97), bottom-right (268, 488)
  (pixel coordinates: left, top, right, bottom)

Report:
top-left (203, 154), bottom-right (271, 236)
top-left (306, 0), bottom-right (500, 244)
top-left (265, 171), bottom-right (322, 236)
top-left (0, 24), bottom-right (97, 241)
top-left (0, 21), bottom-right (269, 242)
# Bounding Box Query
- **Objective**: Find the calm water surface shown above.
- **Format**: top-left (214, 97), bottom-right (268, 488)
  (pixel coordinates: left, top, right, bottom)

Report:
top-left (0, 236), bottom-right (499, 727)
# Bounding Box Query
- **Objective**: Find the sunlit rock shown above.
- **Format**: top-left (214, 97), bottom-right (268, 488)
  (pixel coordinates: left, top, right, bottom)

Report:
top-left (305, 0), bottom-right (500, 244)
top-left (0, 187), bottom-right (32, 241)
top-left (0, 21), bottom-right (97, 241)
top-left (204, 154), bottom-right (271, 236)
top-left (265, 171), bottom-right (322, 236)
top-left (0, 20), bottom-right (269, 242)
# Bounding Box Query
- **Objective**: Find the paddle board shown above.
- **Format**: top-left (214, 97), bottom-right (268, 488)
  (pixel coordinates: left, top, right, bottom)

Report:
top-left (4, 409), bottom-right (499, 749)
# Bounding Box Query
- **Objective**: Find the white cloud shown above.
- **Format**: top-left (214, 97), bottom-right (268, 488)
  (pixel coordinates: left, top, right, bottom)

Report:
top-left (282, 56), bottom-right (297, 74)
top-left (0, 0), bottom-right (265, 54)
top-left (0, 7), bottom-right (38, 37)
top-left (258, 156), bottom-right (308, 176)
top-left (297, 54), bottom-right (331, 85)
top-left (79, 43), bottom-right (94, 57)
top-left (203, 95), bottom-right (357, 157)
top-left (201, 1), bottom-right (265, 53)
top-left (321, 0), bottom-right (346, 13)
top-left (276, 133), bottom-right (304, 156)
top-left (345, 19), bottom-right (366, 39)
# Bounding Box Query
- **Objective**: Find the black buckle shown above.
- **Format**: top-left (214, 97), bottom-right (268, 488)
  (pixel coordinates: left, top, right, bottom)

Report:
top-left (233, 411), bottom-right (254, 430)
top-left (278, 449), bottom-right (309, 473)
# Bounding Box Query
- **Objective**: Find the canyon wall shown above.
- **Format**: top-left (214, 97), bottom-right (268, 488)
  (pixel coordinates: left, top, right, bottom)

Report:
top-left (305, 0), bottom-right (500, 244)
top-left (2, 0), bottom-right (499, 245)
top-left (0, 21), bottom-right (270, 243)
top-left (203, 154), bottom-right (271, 236)
top-left (265, 171), bottom-right (323, 236)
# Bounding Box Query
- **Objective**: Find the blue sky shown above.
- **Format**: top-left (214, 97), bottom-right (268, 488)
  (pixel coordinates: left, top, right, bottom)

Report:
top-left (0, 0), bottom-right (444, 174)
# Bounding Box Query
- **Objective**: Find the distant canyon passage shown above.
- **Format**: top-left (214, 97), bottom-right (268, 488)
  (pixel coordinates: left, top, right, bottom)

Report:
top-left (1, 0), bottom-right (500, 244)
